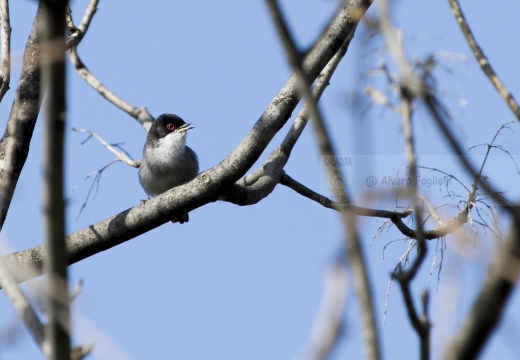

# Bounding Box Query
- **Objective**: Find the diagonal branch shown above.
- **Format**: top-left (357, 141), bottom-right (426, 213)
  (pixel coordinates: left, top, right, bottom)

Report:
top-left (1, 1), bottom-right (373, 284)
top-left (67, 47), bottom-right (154, 130)
top-left (0, 0), bottom-right (103, 233)
top-left (0, 259), bottom-right (45, 351)
top-left (265, 1), bottom-right (381, 359)
top-left (444, 221), bottom-right (520, 359)
top-left (65, 0), bottom-right (153, 130)
top-left (72, 128), bottom-right (139, 167)
top-left (0, 4), bottom-right (44, 232)
top-left (222, 37), bottom-right (352, 206)
top-left (448, 0), bottom-right (520, 120)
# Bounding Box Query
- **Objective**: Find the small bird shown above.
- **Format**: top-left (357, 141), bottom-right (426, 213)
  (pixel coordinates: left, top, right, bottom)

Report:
top-left (139, 113), bottom-right (199, 223)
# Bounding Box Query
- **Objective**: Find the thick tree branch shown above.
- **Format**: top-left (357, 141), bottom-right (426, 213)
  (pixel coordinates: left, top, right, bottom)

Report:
top-left (0, 0), bottom-right (11, 102)
top-left (0, 0), bottom-right (99, 233)
top-left (448, 0), bottom-right (520, 121)
top-left (0, 4), bottom-right (43, 232)
top-left (40, 0), bottom-right (71, 358)
top-left (1, 0), bottom-right (372, 283)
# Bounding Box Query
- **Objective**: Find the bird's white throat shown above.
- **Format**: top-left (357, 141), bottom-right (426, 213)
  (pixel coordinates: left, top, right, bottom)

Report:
top-left (146, 133), bottom-right (187, 168)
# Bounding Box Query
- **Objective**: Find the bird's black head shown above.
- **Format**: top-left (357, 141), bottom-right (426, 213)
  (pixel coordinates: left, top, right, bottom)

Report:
top-left (149, 114), bottom-right (189, 139)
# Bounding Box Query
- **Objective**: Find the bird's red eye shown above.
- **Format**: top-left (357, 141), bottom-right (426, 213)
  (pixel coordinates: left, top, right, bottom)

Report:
top-left (166, 123), bottom-right (175, 131)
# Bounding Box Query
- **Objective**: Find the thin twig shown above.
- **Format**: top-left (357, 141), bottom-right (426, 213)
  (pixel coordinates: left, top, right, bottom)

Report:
top-left (73, 159), bottom-right (119, 219)
top-left (448, 0), bottom-right (520, 120)
top-left (281, 172), bottom-right (410, 218)
top-left (72, 128), bottom-right (139, 167)
top-left (423, 93), bottom-right (512, 211)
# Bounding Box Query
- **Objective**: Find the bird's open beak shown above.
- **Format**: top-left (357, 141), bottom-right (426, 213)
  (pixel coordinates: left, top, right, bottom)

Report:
top-left (177, 122), bottom-right (195, 133)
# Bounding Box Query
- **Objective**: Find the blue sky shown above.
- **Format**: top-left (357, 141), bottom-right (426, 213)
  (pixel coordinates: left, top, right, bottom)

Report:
top-left (1, 1), bottom-right (520, 359)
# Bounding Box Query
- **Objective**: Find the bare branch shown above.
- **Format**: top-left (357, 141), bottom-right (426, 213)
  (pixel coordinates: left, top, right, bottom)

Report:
top-left (0, 4), bottom-right (44, 232)
top-left (281, 172), bottom-right (409, 217)
top-left (64, 0), bottom-right (97, 49)
top-left (76, 0), bottom-right (98, 36)
top-left (71, 343), bottom-right (94, 360)
top-left (40, 0), bottom-right (71, 357)
top-left (265, 1), bottom-right (381, 359)
top-left (1, 1), bottom-right (371, 283)
top-left (65, 0), bottom-right (153, 130)
top-left (0, 259), bottom-right (44, 351)
top-left (68, 47), bottom-right (154, 130)
top-left (0, 0), bottom-right (11, 102)
top-left (72, 128), bottom-right (140, 167)
top-left (423, 94), bottom-right (512, 210)
top-left (72, 159), bottom-right (119, 219)
top-left (299, 261), bottom-right (348, 360)
top-left (281, 172), bottom-right (471, 240)
top-left (448, 0), bottom-right (520, 120)
top-left (373, 2), bottom-right (520, 358)
top-left (444, 223), bottom-right (520, 359)
top-left (223, 37), bottom-right (352, 205)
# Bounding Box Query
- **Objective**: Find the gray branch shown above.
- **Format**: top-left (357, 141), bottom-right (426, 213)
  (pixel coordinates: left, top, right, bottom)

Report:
top-left (0, 4), bottom-right (44, 231)
top-left (40, 0), bottom-right (71, 358)
top-left (265, 1), bottom-right (381, 358)
top-left (0, 0), bottom-right (11, 102)
top-left (1, 1), bottom-right (371, 285)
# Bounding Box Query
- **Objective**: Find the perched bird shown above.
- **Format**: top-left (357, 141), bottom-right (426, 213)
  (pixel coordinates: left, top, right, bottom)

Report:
top-left (139, 114), bottom-right (199, 223)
